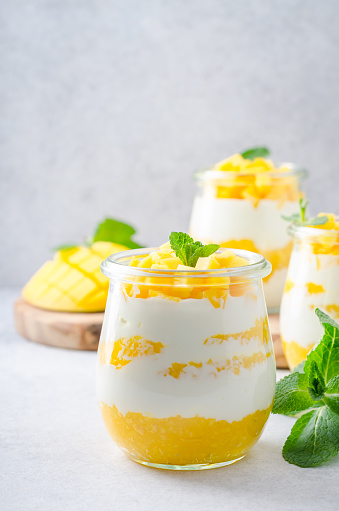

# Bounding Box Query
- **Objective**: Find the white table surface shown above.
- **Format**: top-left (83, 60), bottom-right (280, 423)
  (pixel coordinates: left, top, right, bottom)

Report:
top-left (1, 288), bottom-right (339, 511)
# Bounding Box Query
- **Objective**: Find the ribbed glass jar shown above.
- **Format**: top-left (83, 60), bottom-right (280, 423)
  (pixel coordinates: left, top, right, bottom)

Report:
top-left (97, 248), bottom-right (275, 470)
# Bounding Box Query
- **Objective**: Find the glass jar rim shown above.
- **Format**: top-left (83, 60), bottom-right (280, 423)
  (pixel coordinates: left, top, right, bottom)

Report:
top-left (288, 221), bottom-right (339, 241)
top-left (193, 163), bottom-right (308, 182)
top-left (101, 247), bottom-right (272, 280)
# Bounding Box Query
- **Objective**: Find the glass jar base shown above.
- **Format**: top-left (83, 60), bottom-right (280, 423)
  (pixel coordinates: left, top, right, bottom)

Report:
top-left (126, 453), bottom-right (246, 471)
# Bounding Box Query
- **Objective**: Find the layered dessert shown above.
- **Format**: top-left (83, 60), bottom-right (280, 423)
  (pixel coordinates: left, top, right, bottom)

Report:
top-left (189, 148), bottom-right (306, 310)
top-left (280, 212), bottom-right (339, 369)
top-left (97, 233), bottom-right (275, 469)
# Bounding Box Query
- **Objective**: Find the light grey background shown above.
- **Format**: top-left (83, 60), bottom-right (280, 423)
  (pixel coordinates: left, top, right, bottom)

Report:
top-left (1, 0), bottom-right (339, 286)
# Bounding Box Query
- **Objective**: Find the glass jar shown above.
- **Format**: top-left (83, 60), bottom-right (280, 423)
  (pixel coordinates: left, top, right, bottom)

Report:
top-left (280, 222), bottom-right (339, 370)
top-left (189, 166), bottom-right (307, 312)
top-left (97, 247), bottom-right (275, 470)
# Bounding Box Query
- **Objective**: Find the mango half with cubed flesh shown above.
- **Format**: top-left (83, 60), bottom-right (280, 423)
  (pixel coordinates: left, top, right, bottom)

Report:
top-left (22, 241), bottom-right (127, 312)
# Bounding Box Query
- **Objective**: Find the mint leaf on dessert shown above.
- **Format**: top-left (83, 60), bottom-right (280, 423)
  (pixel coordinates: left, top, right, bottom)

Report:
top-left (273, 308), bottom-right (339, 467)
top-left (169, 232), bottom-right (219, 267)
top-left (282, 407), bottom-right (339, 467)
top-left (91, 218), bottom-right (142, 248)
top-left (169, 232), bottom-right (195, 265)
top-left (240, 147), bottom-right (270, 160)
top-left (306, 216), bottom-right (329, 226)
top-left (187, 243), bottom-right (220, 267)
top-left (273, 372), bottom-right (316, 416)
top-left (281, 198), bottom-right (329, 227)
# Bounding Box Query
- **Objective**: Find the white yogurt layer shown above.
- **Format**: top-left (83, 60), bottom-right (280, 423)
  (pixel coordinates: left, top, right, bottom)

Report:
top-left (97, 288), bottom-right (276, 422)
top-left (189, 197), bottom-right (298, 251)
top-left (280, 244), bottom-right (339, 348)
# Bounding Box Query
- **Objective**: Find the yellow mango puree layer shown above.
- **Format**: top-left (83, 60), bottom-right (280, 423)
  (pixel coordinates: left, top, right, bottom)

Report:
top-left (99, 402), bottom-right (272, 466)
top-left (282, 339), bottom-right (315, 370)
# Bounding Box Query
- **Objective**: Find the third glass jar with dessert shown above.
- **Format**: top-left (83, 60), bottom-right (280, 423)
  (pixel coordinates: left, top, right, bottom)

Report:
top-left (280, 217), bottom-right (339, 370)
top-left (189, 156), bottom-right (307, 312)
top-left (97, 247), bottom-right (275, 470)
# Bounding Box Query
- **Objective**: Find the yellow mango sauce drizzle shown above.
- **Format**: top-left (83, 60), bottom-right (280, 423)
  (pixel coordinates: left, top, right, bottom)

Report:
top-left (306, 282), bottom-right (325, 294)
top-left (99, 336), bottom-right (165, 368)
top-left (204, 316), bottom-right (269, 346)
top-left (99, 402), bottom-right (272, 466)
top-left (160, 351), bottom-right (272, 379)
top-left (282, 339), bottom-right (315, 370)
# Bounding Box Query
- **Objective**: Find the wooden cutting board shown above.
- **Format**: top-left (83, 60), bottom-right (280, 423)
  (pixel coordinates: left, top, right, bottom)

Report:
top-left (13, 298), bottom-right (288, 367)
top-left (14, 298), bottom-right (104, 351)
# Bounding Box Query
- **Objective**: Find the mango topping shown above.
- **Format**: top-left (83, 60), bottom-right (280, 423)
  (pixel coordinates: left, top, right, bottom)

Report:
top-left (122, 245), bottom-right (251, 307)
top-left (211, 153), bottom-right (301, 207)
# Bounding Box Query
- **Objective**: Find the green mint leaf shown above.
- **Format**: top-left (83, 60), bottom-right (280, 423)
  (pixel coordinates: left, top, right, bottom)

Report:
top-left (240, 147), bottom-right (270, 160)
top-left (273, 372), bottom-right (316, 415)
top-left (281, 199), bottom-right (329, 227)
top-left (282, 407), bottom-right (339, 467)
top-left (91, 218), bottom-right (142, 249)
top-left (299, 198), bottom-right (308, 222)
top-left (169, 232), bottom-right (220, 267)
top-left (305, 216), bottom-right (329, 226)
top-left (188, 244), bottom-right (220, 267)
top-left (53, 244), bottom-right (78, 252)
top-left (304, 309), bottom-right (339, 385)
top-left (307, 360), bottom-right (327, 401)
top-left (169, 232), bottom-right (194, 266)
top-left (323, 376), bottom-right (339, 415)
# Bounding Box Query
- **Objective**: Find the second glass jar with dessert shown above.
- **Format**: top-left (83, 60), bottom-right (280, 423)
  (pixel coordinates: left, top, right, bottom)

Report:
top-left (280, 219), bottom-right (339, 369)
top-left (97, 247), bottom-right (275, 470)
top-left (189, 165), bottom-right (307, 312)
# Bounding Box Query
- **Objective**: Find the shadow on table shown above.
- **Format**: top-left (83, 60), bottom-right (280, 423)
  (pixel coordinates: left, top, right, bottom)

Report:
top-left (129, 438), bottom-right (339, 509)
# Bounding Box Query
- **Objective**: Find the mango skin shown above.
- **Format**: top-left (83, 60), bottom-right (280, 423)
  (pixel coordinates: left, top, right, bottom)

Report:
top-left (22, 242), bottom-right (127, 312)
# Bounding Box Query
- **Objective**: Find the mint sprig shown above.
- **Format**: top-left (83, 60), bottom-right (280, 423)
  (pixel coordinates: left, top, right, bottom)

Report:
top-left (54, 218), bottom-right (142, 251)
top-left (169, 232), bottom-right (219, 268)
top-left (282, 198), bottom-right (329, 227)
top-left (273, 309), bottom-right (339, 467)
top-left (240, 146), bottom-right (270, 160)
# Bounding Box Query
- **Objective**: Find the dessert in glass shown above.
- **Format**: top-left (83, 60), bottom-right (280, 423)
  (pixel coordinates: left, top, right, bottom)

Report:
top-left (189, 149), bottom-right (307, 311)
top-left (97, 234), bottom-right (275, 470)
top-left (280, 212), bottom-right (339, 370)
